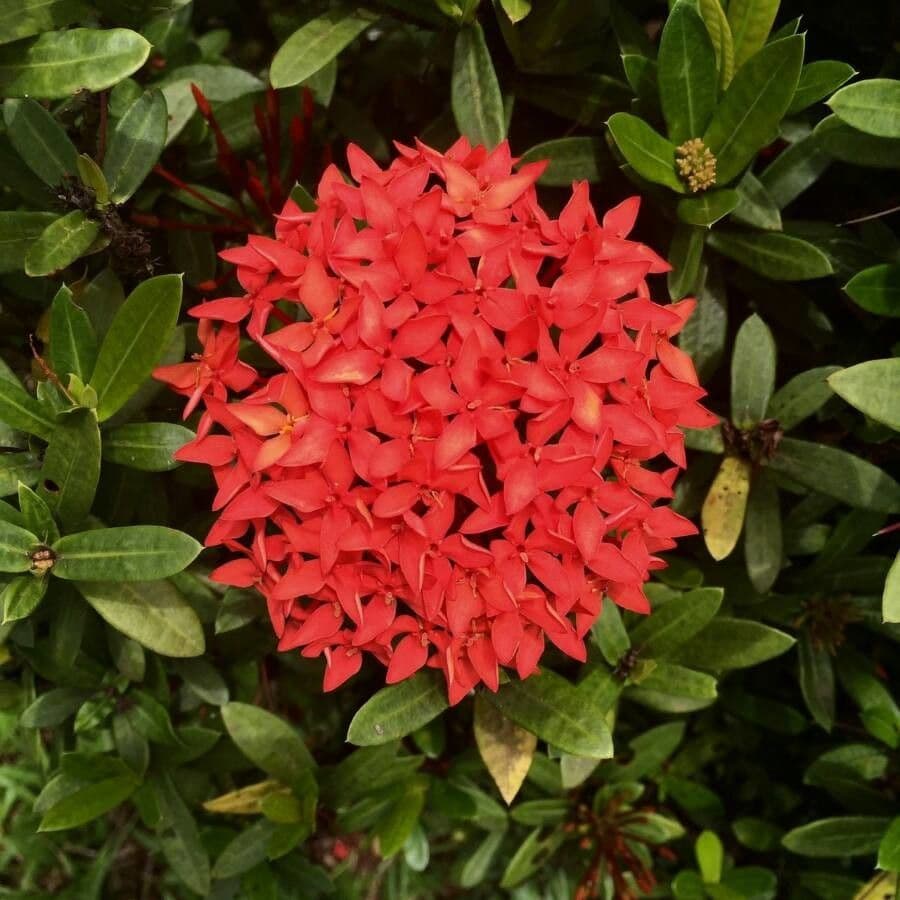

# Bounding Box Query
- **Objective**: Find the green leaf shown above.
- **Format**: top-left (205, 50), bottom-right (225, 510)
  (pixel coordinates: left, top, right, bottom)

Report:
top-left (744, 470), bottom-right (781, 593)
top-left (90, 273), bottom-right (182, 421)
top-left (767, 366), bottom-right (842, 431)
top-left (3, 98), bottom-right (77, 185)
top-left (759, 133), bottom-right (831, 209)
top-left (452, 23), bottom-right (506, 149)
top-left (668, 223), bottom-right (706, 298)
top-left (727, 0), bottom-right (781, 69)
top-left (828, 360), bottom-right (900, 430)
top-left (768, 437), bottom-right (900, 513)
top-left (38, 772), bottom-right (139, 831)
top-left (270, 7), bottom-right (376, 89)
top-left (347, 672), bottom-right (448, 746)
top-left (103, 89), bottom-right (167, 203)
top-left (49, 285), bottom-right (97, 383)
top-left (519, 137), bottom-right (603, 185)
top-left (20, 687), bottom-right (91, 728)
top-left (696, 830), bottom-right (724, 882)
top-left (0, 27), bottom-right (150, 99)
top-left (221, 702), bottom-right (315, 786)
top-left (698, 0), bottom-right (735, 87)
top-left (459, 829), bottom-right (506, 888)
top-left (658, 1), bottom-right (718, 144)
top-left (75, 579), bottom-right (205, 657)
top-left (38, 409), bottom-right (101, 531)
top-left (679, 262), bottom-right (727, 379)
top-left (499, 0), bottom-right (531, 23)
top-left (24, 210), bottom-right (100, 277)
top-left (102, 422), bottom-right (193, 472)
top-left (788, 61), bottom-right (856, 114)
top-left (0, 373), bottom-right (55, 440)
top-left (674, 618), bottom-right (796, 670)
top-left (829, 78), bottom-right (900, 139)
top-left (607, 112), bottom-right (685, 191)
top-left (0, 0), bottom-right (86, 46)
top-left (628, 662), bottom-right (718, 712)
top-left (732, 172), bottom-right (782, 230)
top-left (154, 774), bottom-right (211, 896)
top-left (782, 816), bottom-right (891, 858)
top-left (844, 265), bottom-right (900, 318)
top-left (732, 818), bottom-right (784, 853)
top-left (702, 456), bottom-right (751, 561)
top-left (630, 587), bottom-right (723, 659)
top-left (212, 820), bottom-right (276, 879)
top-left (878, 817), bottom-right (900, 871)
top-left (814, 115), bottom-right (900, 170)
top-left (0, 211), bottom-right (56, 274)
top-left (53, 526), bottom-right (201, 581)
top-left (18, 483), bottom-right (58, 544)
top-left (376, 778), bottom-right (428, 857)
top-left (1, 574), bottom-right (47, 622)
top-left (884, 553), bottom-right (900, 624)
top-left (703, 36), bottom-right (804, 184)
top-left (798, 633), bottom-right (835, 732)
top-left (709, 229), bottom-right (834, 280)
top-left (172, 658), bottom-right (228, 706)
top-left (485, 669), bottom-right (613, 758)
top-left (731, 313), bottom-right (776, 427)
top-left (677, 189), bottom-right (739, 227)
top-left (592, 597), bottom-right (630, 666)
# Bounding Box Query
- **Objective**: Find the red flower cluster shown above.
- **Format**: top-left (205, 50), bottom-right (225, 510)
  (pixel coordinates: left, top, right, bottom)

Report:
top-left (156, 138), bottom-right (715, 704)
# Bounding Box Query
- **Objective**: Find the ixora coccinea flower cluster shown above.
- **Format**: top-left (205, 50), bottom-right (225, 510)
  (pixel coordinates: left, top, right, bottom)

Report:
top-left (155, 138), bottom-right (715, 704)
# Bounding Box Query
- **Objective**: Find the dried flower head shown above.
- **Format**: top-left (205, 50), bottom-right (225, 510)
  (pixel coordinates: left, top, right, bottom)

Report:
top-left (156, 138), bottom-right (715, 703)
top-left (676, 138), bottom-right (717, 193)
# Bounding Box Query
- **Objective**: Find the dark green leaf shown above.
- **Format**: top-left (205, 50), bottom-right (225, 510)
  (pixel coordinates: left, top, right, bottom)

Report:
top-left (212, 819), bottom-right (277, 879)
top-left (788, 61), bottom-right (856, 114)
top-left (759, 133), bottom-right (831, 209)
top-left (608, 112), bottom-right (684, 191)
top-left (798, 633), bottom-right (835, 732)
top-left (24, 210), bottom-right (100, 277)
top-left (675, 618), bottom-right (795, 670)
top-left (878, 817), bottom-right (900, 871)
top-left (678, 262), bottom-right (727, 380)
top-left (38, 769), bottom-right (139, 831)
top-left (347, 672), bottom-right (448, 746)
top-left (172, 658), bottom-right (228, 705)
top-left (844, 264), bottom-right (900, 317)
top-left (20, 687), bottom-right (90, 727)
top-left (3, 98), bottom-right (77, 185)
top-left (90, 273), bottom-right (182, 421)
top-left (0, 518), bottom-right (38, 575)
top-left (767, 366), bottom-right (842, 431)
top-left (768, 437), bottom-right (900, 513)
top-left (814, 115), bottom-right (900, 169)
top-left (38, 409), bottom-right (101, 531)
top-left (452, 23), bottom-right (506, 149)
top-left (53, 526), bottom-right (201, 581)
top-left (0, 211), bottom-right (57, 275)
top-left (828, 360), bottom-right (900, 430)
top-left (677, 189), bottom-right (739, 227)
top-left (270, 7), bottom-right (376, 89)
top-left (18, 483), bottom-right (58, 544)
top-left (828, 78), bottom-right (900, 139)
top-left (519, 137), bottom-right (603, 185)
top-left (731, 313), bottom-right (777, 426)
top-left (76, 579), bottom-right (204, 657)
top-left (703, 36), bottom-right (804, 183)
top-left (732, 172), bottom-right (782, 230)
top-left (0, 27), bottom-right (151, 98)
top-left (744, 470), bottom-right (781, 593)
top-left (49, 285), bottom-right (97, 383)
top-left (668, 223), bottom-right (705, 298)
top-left (658, 0), bottom-right (718, 144)
top-left (221, 702), bottom-right (315, 786)
top-left (630, 587), bottom-right (723, 659)
top-left (102, 422), bottom-right (193, 472)
top-left (709, 229), bottom-right (834, 280)
top-left (154, 774), bottom-right (211, 896)
top-left (0, 0), bottom-right (86, 46)
top-left (1, 574), bottom-right (47, 622)
top-left (103, 89), bottom-right (167, 202)
top-left (782, 816), bottom-right (891, 857)
top-left (485, 669), bottom-right (612, 758)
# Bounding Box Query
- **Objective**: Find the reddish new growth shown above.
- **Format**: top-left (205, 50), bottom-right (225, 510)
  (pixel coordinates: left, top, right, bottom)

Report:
top-left (156, 138), bottom-right (715, 703)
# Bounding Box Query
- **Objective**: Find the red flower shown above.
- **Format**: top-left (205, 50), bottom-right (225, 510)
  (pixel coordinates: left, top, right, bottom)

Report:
top-left (156, 137), bottom-right (713, 703)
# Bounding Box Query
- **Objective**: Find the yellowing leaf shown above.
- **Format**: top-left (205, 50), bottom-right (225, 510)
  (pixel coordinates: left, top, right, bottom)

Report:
top-left (474, 694), bottom-right (536, 805)
top-left (702, 456), bottom-right (751, 560)
top-left (853, 871), bottom-right (898, 900)
top-left (699, 0), bottom-right (735, 87)
top-left (202, 779), bottom-right (283, 815)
